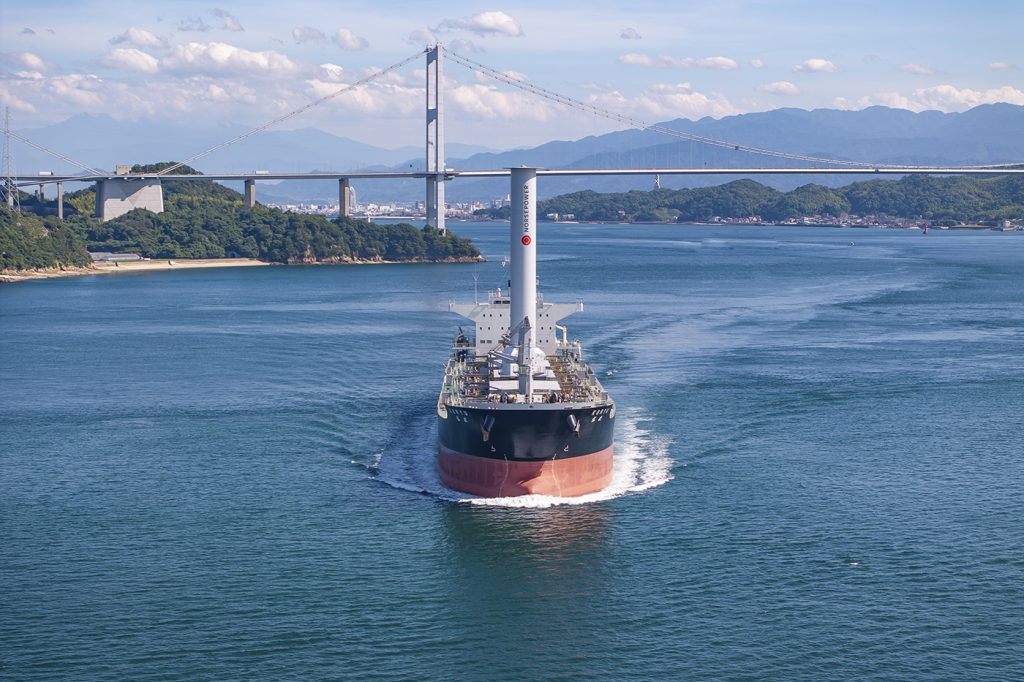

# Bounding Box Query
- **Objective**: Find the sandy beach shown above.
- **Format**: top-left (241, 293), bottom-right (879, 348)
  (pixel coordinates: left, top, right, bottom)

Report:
top-left (0, 258), bottom-right (269, 283)
top-left (0, 255), bottom-right (483, 283)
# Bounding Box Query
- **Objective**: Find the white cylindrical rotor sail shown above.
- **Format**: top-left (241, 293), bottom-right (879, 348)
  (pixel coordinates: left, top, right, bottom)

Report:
top-left (509, 167), bottom-right (538, 395)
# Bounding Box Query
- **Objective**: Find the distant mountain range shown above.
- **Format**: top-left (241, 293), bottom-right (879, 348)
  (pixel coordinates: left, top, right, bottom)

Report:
top-left (15, 104), bottom-right (1024, 203)
top-left (14, 113), bottom-right (500, 176)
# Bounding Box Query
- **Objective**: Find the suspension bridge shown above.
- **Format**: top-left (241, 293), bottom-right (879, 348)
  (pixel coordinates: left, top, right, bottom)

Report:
top-left (4, 45), bottom-right (1023, 227)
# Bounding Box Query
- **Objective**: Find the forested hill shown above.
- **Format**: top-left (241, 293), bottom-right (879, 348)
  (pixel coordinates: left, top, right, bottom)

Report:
top-left (2, 162), bottom-right (480, 272)
top-left (0, 207), bottom-right (93, 271)
top-left (477, 174), bottom-right (1024, 226)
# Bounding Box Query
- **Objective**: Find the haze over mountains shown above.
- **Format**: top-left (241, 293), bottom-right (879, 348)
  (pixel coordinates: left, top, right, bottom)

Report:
top-left (15, 104), bottom-right (1024, 204)
top-left (15, 114), bottom-right (499, 174)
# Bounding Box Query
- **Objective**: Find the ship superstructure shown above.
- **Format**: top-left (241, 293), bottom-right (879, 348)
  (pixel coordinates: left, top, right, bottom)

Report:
top-left (437, 168), bottom-right (615, 497)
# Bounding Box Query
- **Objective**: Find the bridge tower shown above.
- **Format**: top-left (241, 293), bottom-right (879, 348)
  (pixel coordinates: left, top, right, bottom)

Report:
top-left (2, 107), bottom-right (20, 212)
top-left (425, 44), bottom-right (446, 235)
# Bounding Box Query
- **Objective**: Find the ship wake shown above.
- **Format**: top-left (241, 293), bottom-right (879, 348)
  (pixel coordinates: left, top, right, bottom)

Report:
top-left (372, 407), bottom-right (674, 508)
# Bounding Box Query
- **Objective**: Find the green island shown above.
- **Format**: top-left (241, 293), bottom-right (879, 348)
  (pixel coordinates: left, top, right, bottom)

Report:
top-left (475, 175), bottom-right (1024, 226)
top-left (1, 162), bottom-right (480, 274)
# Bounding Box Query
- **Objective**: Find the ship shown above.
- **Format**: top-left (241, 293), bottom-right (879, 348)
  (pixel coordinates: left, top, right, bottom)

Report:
top-left (437, 168), bottom-right (615, 497)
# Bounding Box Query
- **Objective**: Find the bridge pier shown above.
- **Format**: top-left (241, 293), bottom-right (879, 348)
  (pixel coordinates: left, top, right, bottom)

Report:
top-left (244, 178), bottom-right (256, 208)
top-left (94, 178), bottom-right (164, 221)
top-left (339, 178), bottom-right (350, 218)
top-left (57, 181), bottom-right (63, 220)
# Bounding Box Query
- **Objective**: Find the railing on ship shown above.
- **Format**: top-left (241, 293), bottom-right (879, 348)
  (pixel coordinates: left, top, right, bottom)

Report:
top-left (443, 343), bottom-right (608, 406)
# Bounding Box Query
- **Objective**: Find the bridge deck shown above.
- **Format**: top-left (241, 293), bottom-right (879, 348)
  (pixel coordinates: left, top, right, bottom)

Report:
top-left (15, 166), bottom-right (1024, 186)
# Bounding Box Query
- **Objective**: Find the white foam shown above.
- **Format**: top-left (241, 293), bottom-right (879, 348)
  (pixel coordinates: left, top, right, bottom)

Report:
top-left (372, 408), bottom-right (674, 508)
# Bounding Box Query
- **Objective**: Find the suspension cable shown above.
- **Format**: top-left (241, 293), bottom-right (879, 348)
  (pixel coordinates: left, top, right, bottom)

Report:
top-left (157, 49), bottom-right (427, 176)
top-left (447, 50), bottom-right (1023, 171)
top-left (6, 129), bottom-right (107, 175)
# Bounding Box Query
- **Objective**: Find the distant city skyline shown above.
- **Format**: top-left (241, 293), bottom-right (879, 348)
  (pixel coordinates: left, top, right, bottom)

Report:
top-left (2, 0), bottom-right (1022, 149)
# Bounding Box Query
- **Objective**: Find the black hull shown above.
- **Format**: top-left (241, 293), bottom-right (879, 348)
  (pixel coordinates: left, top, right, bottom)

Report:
top-left (438, 403), bottom-right (614, 462)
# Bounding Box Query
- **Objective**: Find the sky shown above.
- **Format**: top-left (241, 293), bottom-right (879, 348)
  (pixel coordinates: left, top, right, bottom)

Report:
top-left (2, 0), bottom-right (1023, 150)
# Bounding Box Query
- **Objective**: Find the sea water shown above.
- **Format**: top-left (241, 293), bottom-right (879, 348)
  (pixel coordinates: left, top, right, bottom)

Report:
top-left (2, 224), bottom-right (1022, 679)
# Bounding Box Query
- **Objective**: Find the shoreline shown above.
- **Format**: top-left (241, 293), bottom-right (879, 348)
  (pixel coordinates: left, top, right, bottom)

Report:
top-left (0, 255), bottom-right (483, 284)
top-left (0, 258), bottom-right (268, 283)
top-left (474, 217), bottom-right (1018, 230)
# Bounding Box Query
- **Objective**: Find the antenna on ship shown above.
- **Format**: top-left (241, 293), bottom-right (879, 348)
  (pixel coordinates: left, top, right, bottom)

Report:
top-left (472, 270), bottom-right (480, 304)
top-left (2, 107), bottom-right (20, 213)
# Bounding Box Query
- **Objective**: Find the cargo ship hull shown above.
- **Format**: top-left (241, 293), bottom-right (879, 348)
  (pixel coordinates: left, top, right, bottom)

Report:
top-left (438, 403), bottom-right (614, 497)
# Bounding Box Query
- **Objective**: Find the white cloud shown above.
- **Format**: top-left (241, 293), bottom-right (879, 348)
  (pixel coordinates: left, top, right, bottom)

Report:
top-left (750, 58), bottom-right (765, 69)
top-left (618, 53), bottom-right (738, 70)
top-left (334, 27), bottom-right (368, 50)
top-left (793, 58), bottom-right (838, 73)
top-left (900, 63), bottom-right (933, 75)
top-left (160, 42), bottom-right (299, 76)
top-left (2, 51), bottom-right (49, 72)
top-left (100, 48), bottom-right (160, 74)
top-left (856, 84), bottom-right (1024, 112)
top-left (758, 80), bottom-right (800, 96)
top-left (358, 66), bottom-right (413, 87)
top-left (42, 73), bottom-right (108, 109)
top-left (618, 53), bottom-right (655, 66)
top-left (0, 84), bottom-right (38, 113)
top-left (31, 69), bottom-right (287, 119)
top-left (620, 27), bottom-right (642, 40)
top-left (407, 27), bottom-right (437, 46)
top-left (318, 63), bottom-right (345, 82)
top-left (293, 26), bottom-right (327, 44)
top-left (989, 61), bottom-right (1016, 70)
top-left (0, 63), bottom-right (322, 126)
top-left (0, 55), bottom-right (722, 139)
top-left (694, 56), bottom-right (739, 70)
top-left (200, 82), bottom-right (232, 102)
top-left (440, 11), bottom-right (523, 37)
top-left (178, 16), bottom-right (211, 32)
top-left (306, 69), bottom-right (545, 121)
top-left (449, 38), bottom-right (482, 54)
top-left (588, 82), bottom-right (738, 120)
top-left (213, 9), bottom-right (244, 32)
top-left (449, 83), bottom-right (550, 120)
top-left (109, 27), bottom-right (169, 50)
top-left (304, 77), bottom-right (422, 117)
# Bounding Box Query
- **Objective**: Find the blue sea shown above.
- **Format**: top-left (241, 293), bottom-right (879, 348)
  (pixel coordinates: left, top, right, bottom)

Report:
top-left (2, 223), bottom-right (1022, 680)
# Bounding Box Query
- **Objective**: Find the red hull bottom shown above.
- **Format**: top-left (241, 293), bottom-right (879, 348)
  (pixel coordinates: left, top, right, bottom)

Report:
top-left (438, 444), bottom-right (614, 497)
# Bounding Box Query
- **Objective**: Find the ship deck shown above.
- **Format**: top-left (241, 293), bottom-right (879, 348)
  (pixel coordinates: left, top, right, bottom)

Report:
top-left (440, 342), bottom-right (611, 408)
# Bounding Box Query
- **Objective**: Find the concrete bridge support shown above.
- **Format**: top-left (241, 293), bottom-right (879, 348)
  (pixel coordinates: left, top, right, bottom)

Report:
top-left (57, 181), bottom-right (63, 220)
top-left (339, 178), bottom-right (350, 218)
top-left (95, 178), bottom-right (164, 222)
top-left (244, 178), bottom-right (256, 208)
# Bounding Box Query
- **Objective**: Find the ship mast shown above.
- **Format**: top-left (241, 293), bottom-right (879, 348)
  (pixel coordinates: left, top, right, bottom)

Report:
top-left (509, 167), bottom-right (538, 399)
